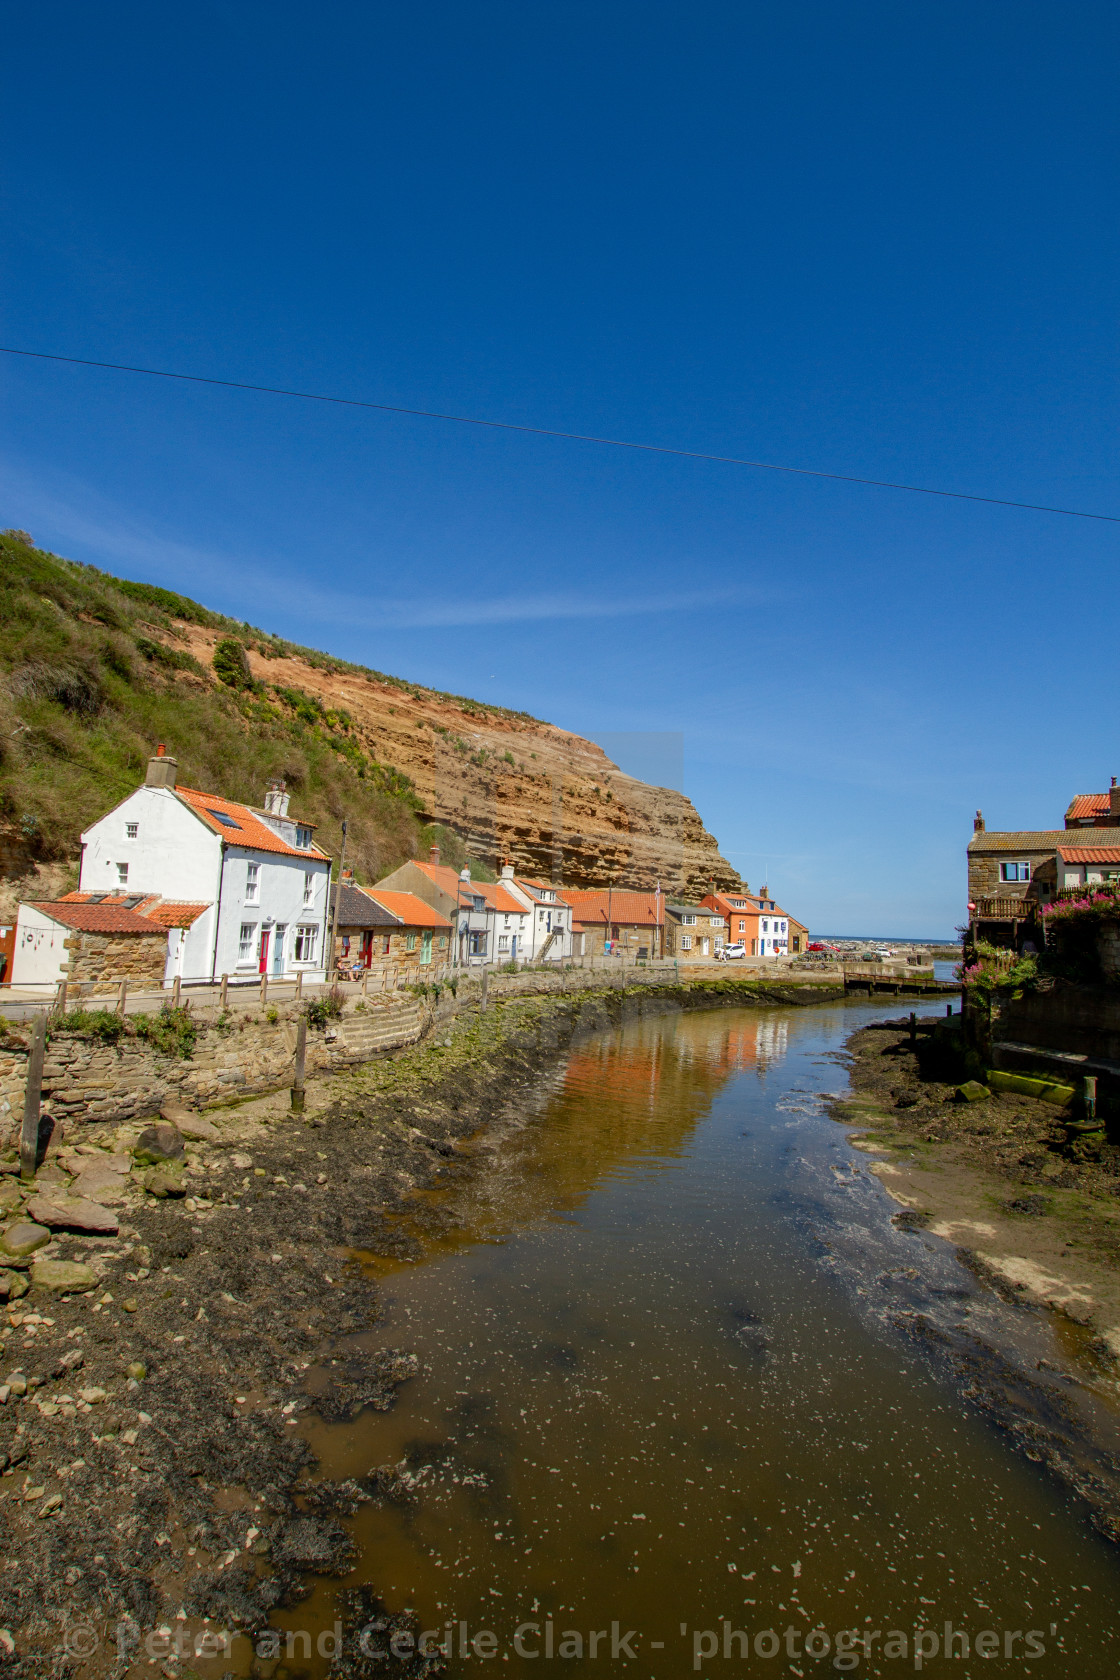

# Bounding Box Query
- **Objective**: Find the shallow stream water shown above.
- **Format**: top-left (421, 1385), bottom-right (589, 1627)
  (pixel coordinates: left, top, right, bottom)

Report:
top-left (278, 1001), bottom-right (1119, 1676)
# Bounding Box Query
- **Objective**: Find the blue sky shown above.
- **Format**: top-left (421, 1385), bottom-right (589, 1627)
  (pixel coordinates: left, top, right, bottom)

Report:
top-left (2, 2), bottom-right (1117, 936)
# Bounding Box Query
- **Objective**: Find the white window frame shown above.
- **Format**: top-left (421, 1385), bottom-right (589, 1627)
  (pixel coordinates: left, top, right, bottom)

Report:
top-left (1000, 861), bottom-right (1031, 883)
top-left (294, 924), bottom-right (318, 962)
top-left (681, 934), bottom-right (692, 951)
top-left (238, 921), bottom-right (256, 963)
top-left (116, 862), bottom-right (129, 886)
top-left (125, 822), bottom-right (139, 840)
top-left (682, 913), bottom-right (696, 926)
top-left (303, 871), bottom-right (315, 906)
top-left (245, 861), bottom-right (260, 905)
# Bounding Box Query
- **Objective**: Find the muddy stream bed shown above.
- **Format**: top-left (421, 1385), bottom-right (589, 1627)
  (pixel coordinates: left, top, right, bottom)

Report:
top-left (236, 999), bottom-right (1120, 1676)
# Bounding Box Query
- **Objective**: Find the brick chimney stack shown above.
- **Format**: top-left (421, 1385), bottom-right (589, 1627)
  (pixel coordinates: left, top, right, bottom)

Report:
top-left (429, 843), bottom-right (441, 865)
top-left (1110, 777), bottom-right (1119, 825)
top-left (145, 744), bottom-right (178, 789)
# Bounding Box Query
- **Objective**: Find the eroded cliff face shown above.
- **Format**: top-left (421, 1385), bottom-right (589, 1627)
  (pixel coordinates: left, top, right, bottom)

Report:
top-left (175, 626), bottom-right (741, 897)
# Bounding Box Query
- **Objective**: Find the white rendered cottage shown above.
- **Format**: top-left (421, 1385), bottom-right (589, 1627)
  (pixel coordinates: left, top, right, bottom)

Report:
top-left (72, 749), bottom-right (332, 984)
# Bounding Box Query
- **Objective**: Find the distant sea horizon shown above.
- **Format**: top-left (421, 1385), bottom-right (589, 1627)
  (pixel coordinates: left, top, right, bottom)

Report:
top-left (815, 934), bottom-right (961, 945)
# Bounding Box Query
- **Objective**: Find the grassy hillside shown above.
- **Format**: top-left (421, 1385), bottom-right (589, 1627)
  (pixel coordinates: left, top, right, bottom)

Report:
top-left (0, 529), bottom-right (490, 888)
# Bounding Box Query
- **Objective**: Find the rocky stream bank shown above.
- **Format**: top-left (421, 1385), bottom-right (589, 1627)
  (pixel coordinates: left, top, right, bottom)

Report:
top-left (0, 975), bottom-right (836, 1677)
top-left (829, 1015), bottom-right (1120, 1546)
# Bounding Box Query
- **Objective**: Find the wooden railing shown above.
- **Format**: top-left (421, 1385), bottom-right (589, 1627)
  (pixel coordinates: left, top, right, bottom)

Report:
top-left (973, 897), bottom-right (1040, 921)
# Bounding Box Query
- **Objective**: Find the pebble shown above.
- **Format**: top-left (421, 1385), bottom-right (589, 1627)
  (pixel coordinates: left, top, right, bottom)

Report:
top-left (132, 1123), bottom-right (185, 1165)
top-left (143, 1168), bottom-right (186, 1198)
top-left (29, 1260), bottom-right (99, 1294)
top-left (0, 1223), bottom-right (51, 1259)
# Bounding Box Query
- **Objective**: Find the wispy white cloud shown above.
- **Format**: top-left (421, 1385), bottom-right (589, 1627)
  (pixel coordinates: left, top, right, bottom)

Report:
top-left (2, 457), bottom-right (752, 630)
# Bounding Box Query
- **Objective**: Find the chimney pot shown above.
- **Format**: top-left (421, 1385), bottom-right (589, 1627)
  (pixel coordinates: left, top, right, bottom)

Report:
top-left (974, 809), bottom-right (985, 832)
top-left (264, 778), bottom-right (290, 817)
top-left (429, 844), bottom-right (441, 865)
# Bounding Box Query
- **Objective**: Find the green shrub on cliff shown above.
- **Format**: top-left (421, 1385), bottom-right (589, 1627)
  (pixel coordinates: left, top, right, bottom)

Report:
top-left (0, 531), bottom-right (426, 881)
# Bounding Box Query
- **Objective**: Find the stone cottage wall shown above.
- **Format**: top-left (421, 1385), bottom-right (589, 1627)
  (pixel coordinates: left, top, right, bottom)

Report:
top-left (65, 929), bottom-right (169, 994)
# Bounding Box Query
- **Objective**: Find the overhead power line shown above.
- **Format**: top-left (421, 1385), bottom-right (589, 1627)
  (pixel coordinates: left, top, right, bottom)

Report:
top-left (1, 342), bottom-right (1116, 524)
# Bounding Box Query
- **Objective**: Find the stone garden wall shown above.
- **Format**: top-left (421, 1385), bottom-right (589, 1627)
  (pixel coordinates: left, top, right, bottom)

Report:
top-left (0, 993), bottom-right (427, 1134)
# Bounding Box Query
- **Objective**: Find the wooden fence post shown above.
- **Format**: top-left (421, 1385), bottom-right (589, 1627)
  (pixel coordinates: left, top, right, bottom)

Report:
top-left (261, 973), bottom-right (268, 1008)
top-left (291, 1016), bottom-right (307, 1113)
top-left (295, 970), bottom-right (303, 1000)
top-left (1084, 1075), bottom-right (1098, 1123)
top-left (54, 980), bottom-right (67, 1018)
top-left (219, 973), bottom-right (229, 1009)
top-left (20, 1013), bottom-right (47, 1181)
top-left (117, 979), bottom-right (128, 1017)
top-left (480, 967), bottom-right (489, 1013)
top-left (171, 975), bottom-right (181, 1008)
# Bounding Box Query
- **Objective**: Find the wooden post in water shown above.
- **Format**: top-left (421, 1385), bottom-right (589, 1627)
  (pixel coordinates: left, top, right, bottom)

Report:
top-left (946, 1002), bottom-right (953, 1017)
top-left (117, 979), bottom-right (128, 1017)
top-left (908, 1011), bottom-right (917, 1046)
top-left (291, 1016), bottom-right (307, 1113)
top-left (20, 1013), bottom-right (47, 1181)
top-left (219, 973), bottom-right (229, 1009)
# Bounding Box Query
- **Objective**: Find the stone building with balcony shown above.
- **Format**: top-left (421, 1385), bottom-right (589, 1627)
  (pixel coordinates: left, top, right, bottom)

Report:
top-left (967, 780), bottom-right (1120, 953)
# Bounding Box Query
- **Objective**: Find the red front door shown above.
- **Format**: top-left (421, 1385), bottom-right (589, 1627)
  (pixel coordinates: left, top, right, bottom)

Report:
top-left (258, 930), bottom-right (270, 974)
top-left (361, 931), bottom-right (374, 967)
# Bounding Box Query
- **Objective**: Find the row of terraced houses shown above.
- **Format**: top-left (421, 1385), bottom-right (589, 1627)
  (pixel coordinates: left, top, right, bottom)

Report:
top-left (1, 749), bottom-right (808, 992)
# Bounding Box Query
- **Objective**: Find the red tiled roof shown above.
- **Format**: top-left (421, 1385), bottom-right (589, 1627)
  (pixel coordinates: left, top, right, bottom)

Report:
top-left (30, 900), bottom-right (166, 936)
top-left (703, 890), bottom-right (792, 919)
top-left (408, 862), bottom-right (526, 914)
top-left (175, 786), bottom-right (329, 859)
top-left (1065, 793), bottom-right (1110, 822)
top-left (136, 899), bottom-right (211, 928)
top-left (362, 890), bottom-right (452, 930)
top-left (59, 891), bottom-right (211, 929)
top-left (1057, 846), bottom-right (1120, 864)
top-left (559, 889), bottom-right (664, 926)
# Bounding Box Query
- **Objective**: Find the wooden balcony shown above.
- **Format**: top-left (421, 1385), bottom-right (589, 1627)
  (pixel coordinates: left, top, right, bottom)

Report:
top-left (972, 896), bottom-right (1041, 922)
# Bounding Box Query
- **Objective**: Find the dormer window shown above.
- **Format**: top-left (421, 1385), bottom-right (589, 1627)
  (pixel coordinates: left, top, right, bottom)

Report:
top-left (296, 825), bottom-right (312, 849)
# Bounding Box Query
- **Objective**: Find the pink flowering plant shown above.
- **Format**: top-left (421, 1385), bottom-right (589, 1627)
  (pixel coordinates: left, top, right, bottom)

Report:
top-left (1039, 884), bottom-right (1120, 985)
top-left (958, 941), bottom-right (1038, 1000)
